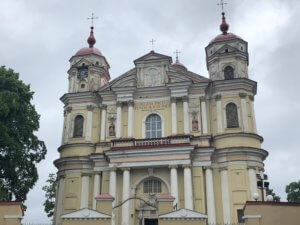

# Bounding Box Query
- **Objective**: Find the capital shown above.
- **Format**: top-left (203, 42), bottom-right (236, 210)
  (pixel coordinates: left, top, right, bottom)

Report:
top-left (182, 96), bottom-right (189, 102)
top-left (182, 164), bottom-right (191, 169)
top-left (200, 96), bottom-right (206, 101)
top-left (239, 92), bottom-right (247, 98)
top-left (66, 106), bottom-right (72, 113)
top-left (121, 167), bottom-right (130, 172)
top-left (249, 95), bottom-right (255, 101)
top-left (116, 101), bottom-right (123, 107)
top-left (128, 100), bottom-right (134, 107)
top-left (101, 104), bottom-right (107, 110)
top-left (215, 94), bottom-right (222, 100)
top-left (87, 104), bottom-right (95, 111)
top-left (170, 97), bottom-right (177, 103)
top-left (169, 165), bottom-right (178, 169)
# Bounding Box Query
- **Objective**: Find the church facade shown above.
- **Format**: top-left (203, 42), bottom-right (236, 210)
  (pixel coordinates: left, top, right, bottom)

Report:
top-left (53, 12), bottom-right (268, 225)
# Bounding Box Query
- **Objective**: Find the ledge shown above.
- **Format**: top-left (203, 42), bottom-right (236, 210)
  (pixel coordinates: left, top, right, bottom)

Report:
top-left (213, 132), bottom-right (264, 143)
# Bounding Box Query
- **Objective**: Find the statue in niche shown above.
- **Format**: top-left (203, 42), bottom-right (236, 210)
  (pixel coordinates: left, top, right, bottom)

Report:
top-left (191, 110), bottom-right (199, 131)
top-left (108, 115), bottom-right (116, 136)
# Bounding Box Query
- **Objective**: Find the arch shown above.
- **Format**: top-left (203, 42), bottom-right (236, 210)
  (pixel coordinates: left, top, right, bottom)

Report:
top-left (226, 103), bottom-right (239, 128)
top-left (224, 66), bottom-right (234, 80)
top-left (73, 115), bottom-right (84, 137)
top-left (133, 175), bottom-right (170, 194)
top-left (142, 112), bottom-right (165, 138)
top-left (145, 114), bottom-right (162, 138)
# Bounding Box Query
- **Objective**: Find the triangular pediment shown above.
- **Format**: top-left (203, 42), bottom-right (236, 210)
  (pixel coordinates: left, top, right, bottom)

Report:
top-left (61, 208), bottom-right (111, 220)
top-left (134, 51), bottom-right (172, 64)
top-left (215, 44), bottom-right (238, 54)
top-left (73, 58), bottom-right (92, 67)
top-left (159, 208), bottom-right (207, 219)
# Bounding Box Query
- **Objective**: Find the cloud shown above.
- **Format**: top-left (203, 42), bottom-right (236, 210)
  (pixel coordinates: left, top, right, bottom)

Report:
top-left (0, 0), bottom-right (299, 222)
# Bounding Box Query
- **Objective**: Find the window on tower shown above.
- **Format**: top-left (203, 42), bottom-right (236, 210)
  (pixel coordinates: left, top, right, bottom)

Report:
top-left (143, 179), bottom-right (161, 194)
top-left (73, 115), bottom-right (84, 137)
top-left (226, 103), bottom-right (239, 128)
top-left (145, 114), bottom-right (162, 138)
top-left (224, 66), bottom-right (234, 80)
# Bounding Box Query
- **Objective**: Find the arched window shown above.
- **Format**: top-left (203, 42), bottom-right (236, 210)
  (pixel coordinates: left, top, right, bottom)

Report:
top-left (143, 179), bottom-right (161, 193)
top-left (73, 115), bottom-right (84, 137)
top-left (226, 103), bottom-right (239, 128)
top-left (145, 114), bottom-right (162, 138)
top-left (224, 66), bottom-right (234, 80)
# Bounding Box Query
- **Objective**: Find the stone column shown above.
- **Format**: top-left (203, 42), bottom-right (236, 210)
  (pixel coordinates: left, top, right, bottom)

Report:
top-left (86, 105), bottom-right (94, 141)
top-left (80, 175), bottom-right (90, 209)
top-left (248, 168), bottom-right (258, 200)
top-left (240, 93), bottom-right (249, 132)
top-left (55, 176), bottom-right (65, 225)
top-left (100, 105), bottom-right (107, 141)
top-left (116, 102), bottom-right (122, 138)
top-left (205, 168), bottom-right (216, 224)
top-left (127, 101), bottom-right (134, 138)
top-left (64, 106), bottom-right (72, 142)
top-left (122, 168), bottom-right (130, 225)
top-left (183, 165), bottom-right (193, 210)
top-left (250, 96), bottom-right (257, 133)
top-left (109, 168), bottom-right (117, 225)
top-left (170, 165), bottom-right (179, 207)
top-left (171, 97), bottom-right (177, 135)
top-left (215, 94), bottom-right (223, 133)
top-left (200, 97), bottom-right (208, 134)
top-left (220, 169), bottom-right (231, 224)
top-left (183, 97), bottom-right (190, 134)
top-left (93, 173), bottom-right (101, 209)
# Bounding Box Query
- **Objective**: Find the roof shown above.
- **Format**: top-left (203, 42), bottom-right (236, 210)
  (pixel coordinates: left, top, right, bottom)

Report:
top-left (61, 208), bottom-right (111, 220)
top-left (159, 208), bottom-right (208, 219)
top-left (75, 47), bottom-right (103, 56)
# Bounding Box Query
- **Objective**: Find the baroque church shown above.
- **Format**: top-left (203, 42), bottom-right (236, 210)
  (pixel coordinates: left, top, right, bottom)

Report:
top-left (53, 11), bottom-right (268, 225)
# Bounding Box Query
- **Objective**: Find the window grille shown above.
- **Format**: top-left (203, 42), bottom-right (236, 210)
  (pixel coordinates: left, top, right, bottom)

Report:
top-left (143, 179), bottom-right (161, 193)
top-left (145, 114), bottom-right (162, 138)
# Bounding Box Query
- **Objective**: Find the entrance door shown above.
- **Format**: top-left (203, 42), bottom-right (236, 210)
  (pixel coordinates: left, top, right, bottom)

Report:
top-left (144, 218), bottom-right (158, 225)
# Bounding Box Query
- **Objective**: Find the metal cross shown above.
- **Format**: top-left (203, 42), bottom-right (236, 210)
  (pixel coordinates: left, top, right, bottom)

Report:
top-left (217, 0), bottom-right (228, 13)
top-left (150, 38), bottom-right (156, 51)
top-left (87, 13), bottom-right (99, 26)
top-left (173, 49), bottom-right (181, 61)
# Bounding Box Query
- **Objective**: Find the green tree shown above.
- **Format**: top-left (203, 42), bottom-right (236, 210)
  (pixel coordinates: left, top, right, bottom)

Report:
top-left (286, 180), bottom-right (300, 203)
top-left (0, 66), bottom-right (47, 202)
top-left (42, 173), bottom-right (57, 217)
top-left (266, 188), bottom-right (280, 202)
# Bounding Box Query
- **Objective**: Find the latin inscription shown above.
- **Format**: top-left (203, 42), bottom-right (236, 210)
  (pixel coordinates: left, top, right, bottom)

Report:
top-left (134, 100), bottom-right (169, 110)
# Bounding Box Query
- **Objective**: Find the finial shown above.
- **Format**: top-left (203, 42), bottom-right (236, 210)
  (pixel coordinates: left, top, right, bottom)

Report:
top-left (150, 38), bottom-right (156, 51)
top-left (220, 12), bottom-right (229, 34)
top-left (174, 49), bottom-right (181, 63)
top-left (87, 26), bottom-right (96, 48)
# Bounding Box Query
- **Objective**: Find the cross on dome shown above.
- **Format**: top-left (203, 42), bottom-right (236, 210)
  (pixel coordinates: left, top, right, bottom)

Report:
top-left (217, 0), bottom-right (228, 13)
top-left (173, 49), bottom-right (181, 63)
top-left (87, 13), bottom-right (99, 27)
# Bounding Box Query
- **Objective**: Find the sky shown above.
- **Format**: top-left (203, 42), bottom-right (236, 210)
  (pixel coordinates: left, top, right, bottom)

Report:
top-left (0, 0), bottom-right (299, 223)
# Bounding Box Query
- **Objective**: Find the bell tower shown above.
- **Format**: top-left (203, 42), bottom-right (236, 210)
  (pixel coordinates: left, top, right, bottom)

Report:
top-left (205, 12), bottom-right (249, 81)
top-left (67, 26), bottom-right (110, 93)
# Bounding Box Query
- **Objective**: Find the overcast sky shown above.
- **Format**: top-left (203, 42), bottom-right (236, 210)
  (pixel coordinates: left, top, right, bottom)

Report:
top-left (1, 0), bottom-right (299, 223)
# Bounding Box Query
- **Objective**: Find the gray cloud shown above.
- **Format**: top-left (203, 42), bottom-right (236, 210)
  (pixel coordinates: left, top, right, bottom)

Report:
top-left (0, 0), bottom-right (299, 222)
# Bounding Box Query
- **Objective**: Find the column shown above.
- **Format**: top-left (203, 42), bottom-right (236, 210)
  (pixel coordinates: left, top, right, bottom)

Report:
top-left (116, 102), bottom-right (122, 138)
top-left (100, 105), bottom-right (107, 141)
top-left (170, 165), bottom-right (179, 207)
top-left (80, 175), bottom-right (90, 209)
top-left (93, 173), bottom-right (101, 209)
top-left (215, 94), bottom-right (223, 133)
top-left (205, 168), bottom-right (216, 224)
top-left (86, 105), bottom-right (94, 141)
top-left (109, 168), bottom-right (117, 225)
top-left (54, 176), bottom-right (64, 225)
top-left (171, 97), bottom-right (177, 135)
top-left (220, 169), bottom-right (231, 224)
top-left (240, 93), bottom-right (249, 132)
top-left (200, 97), bottom-right (208, 134)
top-left (122, 168), bottom-right (130, 225)
top-left (250, 96), bottom-right (257, 133)
top-left (248, 168), bottom-right (257, 200)
top-left (183, 165), bottom-right (193, 210)
top-left (127, 101), bottom-right (134, 138)
top-left (61, 110), bottom-right (67, 144)
top-left (64, 106), bottom-right (72, 142)
top-left (183, 97), bottom-right (190, 134)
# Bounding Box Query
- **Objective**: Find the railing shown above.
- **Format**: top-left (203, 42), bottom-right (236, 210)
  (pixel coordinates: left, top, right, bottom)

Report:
top-left (111, 135), bottom-right (191, 148)
top-left (22, 223), bottom-right (52, 225)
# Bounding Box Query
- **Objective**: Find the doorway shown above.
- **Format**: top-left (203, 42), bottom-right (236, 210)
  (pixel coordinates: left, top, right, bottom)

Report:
top-left (144, 218), bottom-right (158, 225)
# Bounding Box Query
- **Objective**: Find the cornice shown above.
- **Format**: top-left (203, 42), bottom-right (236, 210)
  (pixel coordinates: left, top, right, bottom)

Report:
top-left (213, 132), bottom-right (264, 143)
top-left (58, 142), bottom-right (96, 152)
top-left (214, 146), bottom-right (269, 160)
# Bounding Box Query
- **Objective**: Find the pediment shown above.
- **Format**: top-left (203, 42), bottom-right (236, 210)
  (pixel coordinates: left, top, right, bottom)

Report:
top-left (167, 69), bottom-right (209, 84)
top-left (61, 208), bottom-right (111, 220)
top-left (215, 44), bottom-right (238, 54)
top-left (159, 208), bottom-right (207, 219)
top-left (134, 51), bottom-right (172, 64)
top-left (73, 58), bottom-right (92, 68)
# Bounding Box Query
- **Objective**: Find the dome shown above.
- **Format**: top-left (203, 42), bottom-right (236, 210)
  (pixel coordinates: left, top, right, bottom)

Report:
top-left (75, 47), bottom-right (103, 56)
top-left (173, 61), bottom-right (187, 70)
top-left (74, 26), bottom-right (103, 57)
top-left (209, 12), bottom-right (243, 44)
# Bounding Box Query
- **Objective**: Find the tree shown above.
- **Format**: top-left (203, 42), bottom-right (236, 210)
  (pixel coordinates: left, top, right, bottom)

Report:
top-left (42, 173), bottom-right (57, 217)
top-left (266, 188), bottom-right (280, 202)
top-left (0, 66), bottom-right (47, 202)
top-left (286, 180), bottom-right (300, 203)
